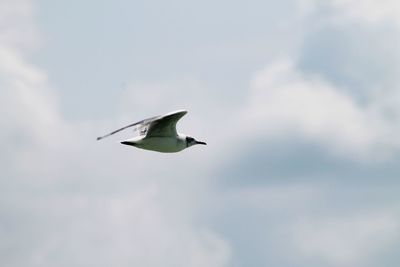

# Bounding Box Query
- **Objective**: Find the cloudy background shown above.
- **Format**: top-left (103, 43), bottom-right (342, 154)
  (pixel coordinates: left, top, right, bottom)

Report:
top-left (1, 0), bottom-right (400, 266)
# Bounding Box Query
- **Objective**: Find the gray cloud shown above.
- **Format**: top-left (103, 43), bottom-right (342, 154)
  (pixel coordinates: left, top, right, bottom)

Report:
top-left (2, 0), bottom-right (400, 266)
top-left (299, 23), bottom-right (400, 102)
top-left (0, 1), bottom-right (231, 266)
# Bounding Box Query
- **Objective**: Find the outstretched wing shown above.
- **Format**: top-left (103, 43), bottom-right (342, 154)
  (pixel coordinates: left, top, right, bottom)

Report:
top-left (146, 110), bottom-right (187, 137)
top-left (96, 115), bottom-right (160, 141)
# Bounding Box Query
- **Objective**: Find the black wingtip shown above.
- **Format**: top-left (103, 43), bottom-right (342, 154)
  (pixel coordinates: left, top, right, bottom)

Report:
top-left (96, 137), bottom-right (102, 141)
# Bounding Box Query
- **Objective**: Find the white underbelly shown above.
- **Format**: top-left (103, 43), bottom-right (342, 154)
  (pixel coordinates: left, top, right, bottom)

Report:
top-left (136, 137), bottom-right (185, 153)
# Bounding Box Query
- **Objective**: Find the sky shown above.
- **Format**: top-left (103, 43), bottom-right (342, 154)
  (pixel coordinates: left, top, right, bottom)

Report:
top-left (1, 0), bottom-right (400, 266)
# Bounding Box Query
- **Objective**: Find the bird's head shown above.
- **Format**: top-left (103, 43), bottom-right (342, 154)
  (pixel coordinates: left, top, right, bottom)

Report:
top-left (186, 136), bottom-right (207, 148)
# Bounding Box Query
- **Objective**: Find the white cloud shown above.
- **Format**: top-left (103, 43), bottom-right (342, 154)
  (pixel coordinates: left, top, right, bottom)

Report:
top-left (0, 0), bottom-right (40, 50)
top-left (2, 0), bottom-right (400, 266)
top-left (0, 46), bottom-right (63, 142)
top-left (241, 60), bottom-right (400, 159)
top-left (0, 0), bottom-right (56, 143)
top-left (291, 212), bottom-right (399, 266)
top-left (300, 0), bottom-right (400, 26)
top-left (0, 0), bottom-right (71, 178)
top-left (330, 0), bottom-right (400, 26)
top-left (0, 1), bottom-right (231, 266)
top-left (20, 185), bottom-right (230, 267)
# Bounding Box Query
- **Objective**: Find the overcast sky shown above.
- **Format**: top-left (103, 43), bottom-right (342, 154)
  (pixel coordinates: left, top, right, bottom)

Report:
top-left (1, 0), bottom-right (400, 266)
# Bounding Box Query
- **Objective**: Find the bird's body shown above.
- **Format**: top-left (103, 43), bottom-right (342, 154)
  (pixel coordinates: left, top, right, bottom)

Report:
top-left (121, 135), bottom-right (187, 153)
top-left (97, 110), bottom-right (206, 153)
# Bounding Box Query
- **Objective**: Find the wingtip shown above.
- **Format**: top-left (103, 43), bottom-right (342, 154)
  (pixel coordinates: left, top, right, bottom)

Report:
top-left (96, 137), bottom-right (102, 141)
top-left (168, 109), bottom-right (188, 115)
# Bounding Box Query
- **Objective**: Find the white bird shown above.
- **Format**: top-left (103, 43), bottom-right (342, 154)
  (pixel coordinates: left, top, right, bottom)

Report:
top-left (97, 110), bottom-right (206, 153)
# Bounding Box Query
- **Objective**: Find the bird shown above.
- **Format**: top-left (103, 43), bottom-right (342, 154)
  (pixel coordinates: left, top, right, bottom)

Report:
top-left (97, 110), bottom-right (206, 153)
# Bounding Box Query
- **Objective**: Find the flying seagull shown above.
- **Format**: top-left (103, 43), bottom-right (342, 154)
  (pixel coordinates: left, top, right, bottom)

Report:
top-left (97, 110), bottom-right (206, 153)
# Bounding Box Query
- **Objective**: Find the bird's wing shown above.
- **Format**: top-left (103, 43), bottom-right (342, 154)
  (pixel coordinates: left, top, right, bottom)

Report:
top-left (96, 115), bottom-right (160, 141)
top-left (145, 110), bottom-right (187, 137)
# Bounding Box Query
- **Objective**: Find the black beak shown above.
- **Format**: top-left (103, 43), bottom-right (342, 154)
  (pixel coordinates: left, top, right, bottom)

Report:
top-left (196, 141), bottom-right (207, 145)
